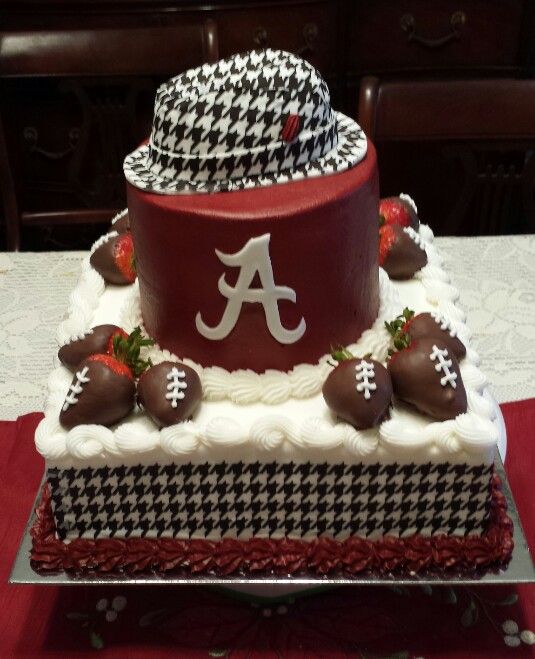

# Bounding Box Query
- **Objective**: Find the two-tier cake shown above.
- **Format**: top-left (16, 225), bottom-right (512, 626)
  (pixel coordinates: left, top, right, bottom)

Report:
top-left (31, 50), bottom-right (512, 575)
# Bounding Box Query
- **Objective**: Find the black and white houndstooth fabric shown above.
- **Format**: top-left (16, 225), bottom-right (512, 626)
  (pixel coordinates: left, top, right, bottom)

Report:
top-left (123, 49), bottom-right (367, 194)
top-left (48, 461), bottom-right (492, 541)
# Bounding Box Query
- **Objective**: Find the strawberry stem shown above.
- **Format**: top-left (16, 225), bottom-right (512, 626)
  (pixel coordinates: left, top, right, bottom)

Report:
top-left (330, 345), bottom-right (355, 363)
top-left (111, 326), bottom-right (154, 378)
top-left (385, 307), bottom-right (415, 355)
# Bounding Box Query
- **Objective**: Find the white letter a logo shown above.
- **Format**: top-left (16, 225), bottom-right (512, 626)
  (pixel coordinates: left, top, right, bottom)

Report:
top-left (195, 234), bottom-right (306, 344)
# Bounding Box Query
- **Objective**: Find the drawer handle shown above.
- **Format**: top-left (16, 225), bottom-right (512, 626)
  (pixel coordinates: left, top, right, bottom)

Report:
top-left (23, 126), bottom-right (80, 160)
top-left (400, 11), bottom-right (466, 49)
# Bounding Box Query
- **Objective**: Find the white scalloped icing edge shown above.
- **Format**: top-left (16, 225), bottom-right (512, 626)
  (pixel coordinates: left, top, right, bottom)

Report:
top-left (36, 219), bottom-right (498, 463)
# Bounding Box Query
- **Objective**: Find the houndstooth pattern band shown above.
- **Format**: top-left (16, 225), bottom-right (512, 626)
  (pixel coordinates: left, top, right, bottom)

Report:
top-left (123, 49), bottom-right (367, 194)
top-left (48, 461), bottom-right (492, 542)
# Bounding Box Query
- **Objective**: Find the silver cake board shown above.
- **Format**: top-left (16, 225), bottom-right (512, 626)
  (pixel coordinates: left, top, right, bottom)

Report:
top-left (9, 455), bottom-right (535, 597)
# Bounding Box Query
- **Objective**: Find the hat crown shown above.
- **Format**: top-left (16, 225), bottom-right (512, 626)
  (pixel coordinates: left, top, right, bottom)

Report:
top-left (150, 49), bottom-right (335, 160)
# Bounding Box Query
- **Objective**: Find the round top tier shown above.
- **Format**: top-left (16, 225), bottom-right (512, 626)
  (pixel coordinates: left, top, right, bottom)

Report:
top-left (127, 142), bottom-right (379, 373)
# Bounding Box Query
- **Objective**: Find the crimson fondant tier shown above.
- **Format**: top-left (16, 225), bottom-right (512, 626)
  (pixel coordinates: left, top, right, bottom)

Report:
top-left (127, 143), bottom-right (379, 372)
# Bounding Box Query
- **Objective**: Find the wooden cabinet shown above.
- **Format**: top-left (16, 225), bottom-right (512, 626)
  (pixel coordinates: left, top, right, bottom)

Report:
top-left (350, 0), bottom-right (524, 74)
top-left (1, 0), bottom-right (534, 249)
top-left (216, 3), bottom-right (339, 72)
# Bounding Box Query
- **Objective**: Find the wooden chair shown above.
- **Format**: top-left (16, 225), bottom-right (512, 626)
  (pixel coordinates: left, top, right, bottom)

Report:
top-left (0, 20), bottom-right (219, 250)
top-left (358, 77), bottom-right (535, 235)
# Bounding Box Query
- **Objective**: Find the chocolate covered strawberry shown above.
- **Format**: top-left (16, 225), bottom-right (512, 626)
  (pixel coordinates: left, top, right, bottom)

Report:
top-left (404, 311), bottom-right (466, 360)
top-left (137, 361), bottom-right (202, 427)
top-left (388, 337), bottom-right (467, 421)
top-left (379, 195), bottom-right (420, 230)
top-left (90, 232), bottom-right (136, 285)
top-left (379, 224), bottom-right (427, 280)
top-left (58, 324), bottom-right (128, 372)
top-left (323, 348), bottom-right (393, 429)
top-left (111, 209), bottom-right (130, 234)
top-left (59, 327), bottom-right (153, 429)
top-left (386, 308), bottom-right (466, 361)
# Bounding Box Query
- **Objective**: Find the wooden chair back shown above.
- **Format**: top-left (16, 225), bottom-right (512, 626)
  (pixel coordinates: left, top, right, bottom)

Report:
top-left (358, 77), bottom-right (535, 235)
top-left (0, 20), bottom-right (218, 250)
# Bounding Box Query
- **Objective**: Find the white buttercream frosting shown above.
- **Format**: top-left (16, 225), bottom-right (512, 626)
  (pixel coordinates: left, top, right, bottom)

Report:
top-left (36, 221), bottom-right (498, 467)
top-left (56, 258), bottom-right (105, 346)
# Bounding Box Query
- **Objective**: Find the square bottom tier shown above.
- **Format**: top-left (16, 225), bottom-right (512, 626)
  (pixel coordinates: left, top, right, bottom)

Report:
top-left (30, 470), bottom-right (513, 576)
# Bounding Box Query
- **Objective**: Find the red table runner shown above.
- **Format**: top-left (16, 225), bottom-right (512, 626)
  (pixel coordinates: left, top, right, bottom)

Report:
top-left (1, 405), bottom-right (534, 657)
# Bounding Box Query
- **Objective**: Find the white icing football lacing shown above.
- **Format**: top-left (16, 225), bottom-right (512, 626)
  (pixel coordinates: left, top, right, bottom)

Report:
top-left (62, 366), bottom-right (90, 411)
top-left (403, 226), bottom-right (425, 249)
top-left (89, 230), bottom-right (118, 256)
top-left (430, 310), bottom-right (458, 338)
top-left (355, 360), bottom-right (377, 400)
top-left (430, 345), bottom-right (457, 388)
top-left (166, 367), bottom-right (187, 408)
top-left (64, 327), bottom-right (94, 346)
top-left (399, 192), bottom-right (418, 214)
top-left (111, 208), bottom-right (128, 225)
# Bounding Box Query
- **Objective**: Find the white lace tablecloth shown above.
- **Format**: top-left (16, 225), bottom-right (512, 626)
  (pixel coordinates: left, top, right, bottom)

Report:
top-left (0, 236), bottom-right (534, 420)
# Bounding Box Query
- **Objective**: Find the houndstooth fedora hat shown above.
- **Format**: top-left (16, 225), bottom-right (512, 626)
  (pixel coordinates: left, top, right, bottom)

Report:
top-left (124, 49), bottom-right (367, 194)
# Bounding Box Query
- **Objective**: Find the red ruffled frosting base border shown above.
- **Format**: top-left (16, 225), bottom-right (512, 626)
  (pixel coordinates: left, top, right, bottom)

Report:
top-left (30, 473), bottom-right (513, 576)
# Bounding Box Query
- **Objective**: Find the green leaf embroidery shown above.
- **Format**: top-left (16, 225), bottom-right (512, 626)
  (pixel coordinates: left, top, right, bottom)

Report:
top-left (387, 585), bottom-right (411, 597)
top-left (66, 612), bottom-right (89, 620)
top-left (494, 593), bottom-right (519, 606)
top-left (138, 608), bottom-right (169, 628)
top-left (479, 592), bottom-right (519, 607)
top-left (90, 631), bottom-right (104, 650)
top-left (444, 587), bottom-right (458, 605)
top-left (461, 600), bottom-right (479, 628)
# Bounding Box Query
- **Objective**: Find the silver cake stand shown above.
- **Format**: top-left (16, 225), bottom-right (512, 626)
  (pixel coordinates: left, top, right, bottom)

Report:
top-left (9, 399), bottom-right (535, 600)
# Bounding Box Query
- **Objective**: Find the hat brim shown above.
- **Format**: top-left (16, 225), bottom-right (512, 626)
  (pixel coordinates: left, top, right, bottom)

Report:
top-left (123, 112), bottom-right (367, 195)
